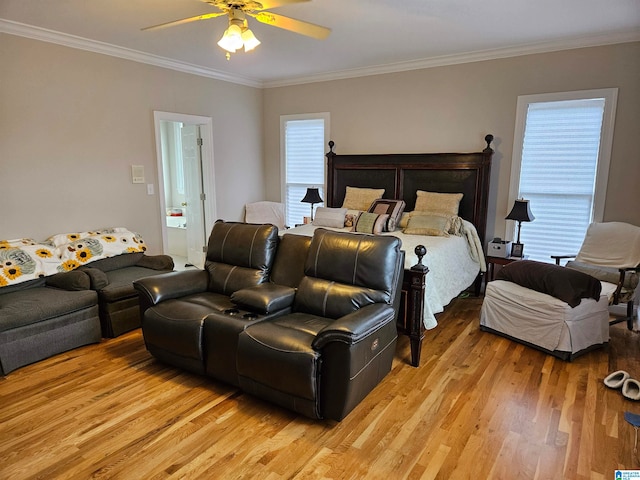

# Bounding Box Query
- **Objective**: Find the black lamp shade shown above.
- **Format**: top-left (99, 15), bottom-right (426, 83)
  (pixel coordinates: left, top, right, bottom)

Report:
top-left (505, 198), bottom-right (534, 250)
top-left (505, 199), bottom-right (535, 223)
top-left (301, 187), bottom-right (323, 205)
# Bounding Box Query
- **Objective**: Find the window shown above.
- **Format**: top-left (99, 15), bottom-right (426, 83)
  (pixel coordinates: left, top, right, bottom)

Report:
top-left (508, 89), bottom-right (617, 263)
top-left (280, 113), bottom-right (330, 227)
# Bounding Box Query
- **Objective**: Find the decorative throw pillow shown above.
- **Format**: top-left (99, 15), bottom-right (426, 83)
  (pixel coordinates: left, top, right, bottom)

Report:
top-left (415, 191), bottom-right (463, 216)
top-left (342, 187), bottom-right (385, 212)
top-left (313, 207), bottom-right (348, 228)
top-left (447, 215), bottom-right (464, 236)
top-left (352, 212), bottom-right (389, 235)
top-left (368, 199), bottom-right (406, 231)
top-left (403, 214), bottom-right (451, 236)
top-left (344, 210), bottom-right (361, 227)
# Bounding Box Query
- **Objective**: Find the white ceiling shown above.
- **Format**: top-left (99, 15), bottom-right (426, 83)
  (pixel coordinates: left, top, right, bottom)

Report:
top-left (2, 0), bottom-right (639, 87)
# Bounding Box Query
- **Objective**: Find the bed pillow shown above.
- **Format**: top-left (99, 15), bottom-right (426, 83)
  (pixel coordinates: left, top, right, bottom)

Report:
top-left (397, 212), bottom-right (412, 229)
top-left (415, 191), bottom-right (463, 216)
top-left (342, 187), bottom-right (385, 212)
top-left (313, 207), bottom-right (348, 228)
top-left (352, 212), bottom-right (389, 235)
top-left (496, 260), bottom-right (602, 308)
top-left (403, 214), bottom-right (451, 236)
top-left (368, 199), bottom-right (406, 231)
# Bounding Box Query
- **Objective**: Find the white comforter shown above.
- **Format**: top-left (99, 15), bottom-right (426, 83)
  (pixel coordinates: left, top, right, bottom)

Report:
top-left (282, 220), bottom-right (485, 329)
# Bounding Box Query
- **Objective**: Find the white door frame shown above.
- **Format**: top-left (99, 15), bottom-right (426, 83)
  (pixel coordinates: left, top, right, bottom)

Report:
top-left (153, 111), bottom-right (217, 259)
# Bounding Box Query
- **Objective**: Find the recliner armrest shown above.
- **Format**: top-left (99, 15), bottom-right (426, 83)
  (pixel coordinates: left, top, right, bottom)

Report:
top-left (312, 303), bottom-right (396, 349)
top-left (231, 283), bottom-right (296, 314)
top-left (134, 269), bottom-right (209, 307)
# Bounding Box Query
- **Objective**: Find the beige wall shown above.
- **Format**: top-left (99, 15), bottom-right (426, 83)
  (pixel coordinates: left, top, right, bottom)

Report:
top-left (263, 42), bottom-right (640, 242)
top-left (2, 35), bottom-right (638, 253)
top-left (0, 34), bottom-right (264, 253)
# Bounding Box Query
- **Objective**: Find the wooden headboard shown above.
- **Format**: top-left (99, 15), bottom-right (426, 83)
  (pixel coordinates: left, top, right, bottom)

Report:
top-left (325, 134), bottom-right (494, 244)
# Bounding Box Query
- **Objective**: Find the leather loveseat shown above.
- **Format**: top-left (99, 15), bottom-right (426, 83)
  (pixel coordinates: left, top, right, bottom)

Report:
top-left (134, 220), bottom-right (404, 421)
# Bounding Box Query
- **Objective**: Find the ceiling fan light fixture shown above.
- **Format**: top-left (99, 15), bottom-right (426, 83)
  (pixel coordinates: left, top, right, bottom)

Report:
top-left (143, 1), bottom-right (332, 55)
top-left (241, 28), bottom-right (261, 52)
top-left (217, 23), bottom-right (243, 52)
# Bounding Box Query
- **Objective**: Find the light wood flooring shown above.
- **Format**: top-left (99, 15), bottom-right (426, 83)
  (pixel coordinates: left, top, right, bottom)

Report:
top-left (1, 296), bottom-right (640, 479)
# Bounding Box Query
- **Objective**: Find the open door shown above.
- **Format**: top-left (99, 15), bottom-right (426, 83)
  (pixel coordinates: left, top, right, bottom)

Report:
top-left (181, 124), bottom-right (207, 269)
top-left (153, 111), bottom-right (216, 270)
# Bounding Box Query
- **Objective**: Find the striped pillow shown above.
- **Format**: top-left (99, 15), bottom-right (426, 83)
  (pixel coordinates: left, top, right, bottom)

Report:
top-left (352, 212), bottom-right (389, 235)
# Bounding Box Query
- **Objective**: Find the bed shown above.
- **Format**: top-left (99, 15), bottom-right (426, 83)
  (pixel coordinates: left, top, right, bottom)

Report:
top-left (284, 134), bottom-right (494, 366)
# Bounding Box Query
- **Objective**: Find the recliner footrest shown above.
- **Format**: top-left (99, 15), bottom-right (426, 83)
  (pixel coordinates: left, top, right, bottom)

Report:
top-left (141, 300), bottom-right (211, 374)
top-left (237, 313), bottom-right (329, 418)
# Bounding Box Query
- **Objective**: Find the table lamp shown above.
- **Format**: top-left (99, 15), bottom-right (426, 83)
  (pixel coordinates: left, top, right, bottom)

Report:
top-left (505, 198), bottom-right (535, 257)
top-left (301, 187), bottom-right (323, 222)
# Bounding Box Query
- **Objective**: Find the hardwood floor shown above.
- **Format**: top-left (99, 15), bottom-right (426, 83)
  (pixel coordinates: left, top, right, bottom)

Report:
top-left (1, 296), bottom-right (639, 479)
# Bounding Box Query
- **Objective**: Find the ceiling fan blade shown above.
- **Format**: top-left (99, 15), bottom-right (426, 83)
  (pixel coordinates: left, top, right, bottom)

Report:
top-left (200, 0), bottom-right (309, 10)
top-left (142, 12), bottom-right (225, 32)
top-left (257, 0), bottom-right (311, 9)
top-left (252, 11), bottom-right (330, 39)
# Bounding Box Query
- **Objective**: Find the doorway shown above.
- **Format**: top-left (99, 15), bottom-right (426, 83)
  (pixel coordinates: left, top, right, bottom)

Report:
top-left (153, 111), bottom-right (217, 269)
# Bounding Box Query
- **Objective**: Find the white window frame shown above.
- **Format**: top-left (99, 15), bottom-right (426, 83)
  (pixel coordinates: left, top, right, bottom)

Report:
top-left (507, 88), bottom-right (618, 250)
top-left (280, 112), bottom-right (330, 225)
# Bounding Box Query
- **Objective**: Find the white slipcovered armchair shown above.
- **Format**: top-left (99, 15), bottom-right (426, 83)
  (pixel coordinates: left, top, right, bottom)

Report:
top-left (552, 221), bottom-right (640, 329)
top-left (244, 201), bottom-right (287, 231)
top-left (480, 222), bottom-right (640, 360)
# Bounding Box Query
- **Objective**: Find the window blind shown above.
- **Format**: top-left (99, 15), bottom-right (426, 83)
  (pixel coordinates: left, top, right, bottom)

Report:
top-left (518, 98), bottom-right (605, 262)
top-left (284, 118), bottom-right (326, 226)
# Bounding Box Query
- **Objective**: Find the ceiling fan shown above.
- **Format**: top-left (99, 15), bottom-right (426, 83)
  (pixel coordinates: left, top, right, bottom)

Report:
top-left (142, 0), bottom-right (331, 58)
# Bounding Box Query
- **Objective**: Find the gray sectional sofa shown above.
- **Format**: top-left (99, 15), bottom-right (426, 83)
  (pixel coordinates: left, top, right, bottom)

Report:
top-left (0, 252), bottom-right (174, 375)
top-left (80, 252), bottom-right (174, 337)
top-left (0, 270), bottom-right (101, 375)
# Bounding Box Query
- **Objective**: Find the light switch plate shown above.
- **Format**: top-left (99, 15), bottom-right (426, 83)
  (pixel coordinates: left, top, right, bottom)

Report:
top-left (147, 184), bottom-right (154, 195)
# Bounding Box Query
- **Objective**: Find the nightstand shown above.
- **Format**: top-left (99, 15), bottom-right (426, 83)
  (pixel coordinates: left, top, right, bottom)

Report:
top-left (486, 255), bottom-right (529, 282)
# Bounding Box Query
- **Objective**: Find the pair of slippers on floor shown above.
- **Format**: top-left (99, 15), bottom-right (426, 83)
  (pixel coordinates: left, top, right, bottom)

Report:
top-left (604, 370), bottom-right (640, 400)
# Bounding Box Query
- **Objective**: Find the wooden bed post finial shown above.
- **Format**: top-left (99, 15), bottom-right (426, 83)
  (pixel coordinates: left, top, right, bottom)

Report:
top-left (484, 134), bottom-right (494, 151)
top-left (411, 245), bottom-right (429, 273)
top-left (328, 140), bottom-right (335, 153)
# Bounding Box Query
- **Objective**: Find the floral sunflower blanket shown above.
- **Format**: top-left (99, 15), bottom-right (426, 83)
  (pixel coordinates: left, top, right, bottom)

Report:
top-left (0, 227), bottom-right (147, 288)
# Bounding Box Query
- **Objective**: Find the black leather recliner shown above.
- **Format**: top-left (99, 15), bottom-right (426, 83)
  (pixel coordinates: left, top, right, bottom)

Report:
top-left (135, 225), bottom-right (404, 421)
top-left (203, 232), bottom-right (311, 386)
top-left (134, 221), bottom-right (279, 374)
top-left (236, 229), bottom-right (404, 421)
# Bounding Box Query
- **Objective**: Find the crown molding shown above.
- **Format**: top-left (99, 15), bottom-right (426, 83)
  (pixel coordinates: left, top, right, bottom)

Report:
top-left (2, 18), bottom-right (638, 90)
top-left (263, 29), bottom-right (640, 88)
top-left (0, 19), bottom-right (262, 88)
